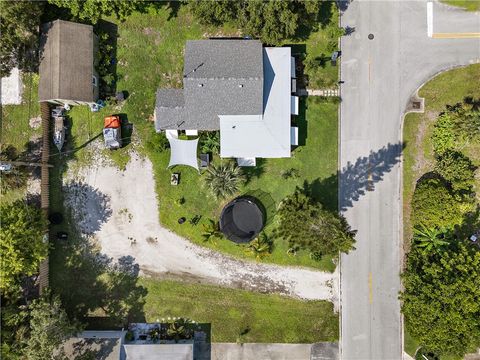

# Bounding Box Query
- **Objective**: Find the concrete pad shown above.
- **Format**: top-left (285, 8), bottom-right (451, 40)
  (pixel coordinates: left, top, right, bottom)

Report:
top-left (210, 343), bottom-right (312, 360)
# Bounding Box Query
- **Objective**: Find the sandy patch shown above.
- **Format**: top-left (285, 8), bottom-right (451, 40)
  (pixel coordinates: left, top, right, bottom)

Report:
top-left (1, 67), bottom-right (22, 105)
top-left (64, 152), bottom-right (338, 306)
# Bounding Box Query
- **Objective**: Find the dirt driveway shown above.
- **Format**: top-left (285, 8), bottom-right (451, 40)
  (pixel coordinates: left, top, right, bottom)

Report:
top-left (64, 152), bottom-right (338, 306)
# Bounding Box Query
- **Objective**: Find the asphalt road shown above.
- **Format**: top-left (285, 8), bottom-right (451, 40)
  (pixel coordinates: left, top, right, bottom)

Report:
top-left (339, 2), bottom-right (480, 360)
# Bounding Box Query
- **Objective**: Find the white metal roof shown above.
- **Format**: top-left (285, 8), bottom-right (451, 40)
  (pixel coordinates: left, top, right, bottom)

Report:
top-left (219, 47), bottom-right (292, 158)
top-left (167, 137), bottom-right (199, 170)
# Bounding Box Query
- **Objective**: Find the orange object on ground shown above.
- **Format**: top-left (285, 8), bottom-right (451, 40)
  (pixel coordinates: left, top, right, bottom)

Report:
top-left (104, 115), bottom-right (121, 129)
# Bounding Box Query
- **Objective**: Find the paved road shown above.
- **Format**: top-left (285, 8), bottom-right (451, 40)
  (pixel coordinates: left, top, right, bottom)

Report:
top-left (339, 1), bottom-right (480, 360)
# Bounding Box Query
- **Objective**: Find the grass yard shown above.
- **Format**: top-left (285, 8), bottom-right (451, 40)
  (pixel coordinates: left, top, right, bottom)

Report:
top-left (402, 64), bottom-right (480, 358)
top-left (140, 278), bottom-right (339, 343)
top-left (0, 73), bottom-right (43, 205)
top-left (441, 0), bottom-right (480, 11)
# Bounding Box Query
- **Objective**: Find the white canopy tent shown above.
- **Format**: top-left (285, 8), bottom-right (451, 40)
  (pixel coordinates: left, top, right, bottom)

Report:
top-left (167, 137), bottom-right (199, 171)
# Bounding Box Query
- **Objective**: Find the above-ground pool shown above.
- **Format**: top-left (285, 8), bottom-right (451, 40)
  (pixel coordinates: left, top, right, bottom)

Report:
top-left (219, 197), bottom-right (264, 243)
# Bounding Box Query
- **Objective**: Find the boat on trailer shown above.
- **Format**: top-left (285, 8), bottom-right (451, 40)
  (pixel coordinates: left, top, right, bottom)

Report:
top-left (52, 107), bottom-right (65, 151)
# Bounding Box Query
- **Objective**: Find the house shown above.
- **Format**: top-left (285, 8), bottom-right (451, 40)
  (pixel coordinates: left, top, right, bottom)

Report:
top-left (38, 20), bottom-right (99, 106)
top-left (155, 40), bottom-right (299, 166)
top-left (60, 330), bottom-right (194, 360)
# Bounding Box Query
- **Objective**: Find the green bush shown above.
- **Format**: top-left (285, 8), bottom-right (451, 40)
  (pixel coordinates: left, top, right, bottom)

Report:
top-left (411, 175), bottom-right (464, 229)
top-left (145, 131), bottom-right (169, 153)
top-left (199, 131), bottom-right (220, 155)
top-left (435, 150), bottom-right (476, 193)
top-left (431, 113), bottom-right (456, 155)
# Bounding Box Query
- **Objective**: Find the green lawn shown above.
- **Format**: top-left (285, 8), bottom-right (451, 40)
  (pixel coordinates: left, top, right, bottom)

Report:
top-left (402, 64), bottom-right (480, 358)
top-left (0, 73), bottom-right (43, 205)
top-left (403, 64), bottom-right (480, 244)
top-left (140, 278), bottom-right (338, 343)
top-left (441, 0), bottom-right (480, 11)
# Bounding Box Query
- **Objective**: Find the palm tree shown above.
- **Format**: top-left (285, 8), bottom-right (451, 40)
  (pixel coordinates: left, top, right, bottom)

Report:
top-left (167, 318), bottom-right (193, 342)
top-left (204, 162), bottom-right (245, 199)
top-left (202, 219), bottom-right (223, 244)
top-left (413, 224), bottom-right (449, 253)
top-left (245, 232), bottom-right (272, 260)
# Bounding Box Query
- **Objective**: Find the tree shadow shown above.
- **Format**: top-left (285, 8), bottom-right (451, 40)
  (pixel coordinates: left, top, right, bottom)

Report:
top-left (339, 142), bottom-right (405, 211)
top-left (242, 158), bottom-right (266, 184)
top-left (297, 142), bottom-right (405, 212)
top-left (294, 1), bottom-right (334, 40)
top-left (62, 182), bottom-right (113, 234)
top-left (50, 225), bottom-right (147, 329)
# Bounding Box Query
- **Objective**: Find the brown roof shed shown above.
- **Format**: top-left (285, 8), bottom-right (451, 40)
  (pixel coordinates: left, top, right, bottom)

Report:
top-left (38, 20), bottom-right (96, 103)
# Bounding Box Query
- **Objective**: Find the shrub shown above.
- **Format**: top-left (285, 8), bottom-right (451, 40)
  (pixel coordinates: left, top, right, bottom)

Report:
top-left (411, 175), bottom-right (464, 229)
top-left (145, 132), bottom-right (169, 153)
top-left (431, 113), bottom-right (456, 155)
top-left (199, 131), bottom-right (220, 155)
top-left (435, 150), bottom-right (476, 193)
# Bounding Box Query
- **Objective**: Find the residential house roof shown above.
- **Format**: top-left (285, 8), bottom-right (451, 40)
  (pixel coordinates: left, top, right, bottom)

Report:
top-left (38, 20), bottom-right (95, 103)
top-left (219, 47), bottom-right (292, 158)
top-left (155, 40), bottom-right (264, 131)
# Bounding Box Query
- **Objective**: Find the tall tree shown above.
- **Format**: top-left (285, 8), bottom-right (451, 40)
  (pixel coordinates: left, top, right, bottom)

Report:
top-left (401, 244), bottom-right (480, 357)
top-left (204, 162), bottom-right (245, 199)
top-left (0, 1), bottom-right (44, 76)
top-left (239, 0), bottom-right (299, 44)
top-left (0, 201), bottom-right (48, 297)
top-left (276, 190), bottom-right (356, 257)
top-left (23, 293), bottom-right (80, 360)
top-left (47, 0), bottom-right (141, 24)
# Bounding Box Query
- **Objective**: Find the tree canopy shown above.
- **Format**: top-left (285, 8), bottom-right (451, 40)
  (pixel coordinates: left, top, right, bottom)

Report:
top-left (411, 175), bottom-right (466, 229)
top-left (23, 293), bottom-right (80, 360)
top-left (0, 201), bottom-right (48, 296)
top-left (189, 0), bottom-right (332, 44)
top-left (401, 244), bottom-right (480, 357)
top-left (0, 1), bottom-right (44, 77)
top-left (435, 150), bottom-right (476, 193)
top-left (276, 189), bottom-right (356, 257)
top-left (47, 0), bottom-right (141, 24)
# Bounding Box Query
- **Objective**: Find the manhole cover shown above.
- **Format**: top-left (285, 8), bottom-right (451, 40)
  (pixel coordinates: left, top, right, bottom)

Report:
top-left (368, 33), bottom-right (374, 40)
top-left (413, 101), bottom-right (421, 109)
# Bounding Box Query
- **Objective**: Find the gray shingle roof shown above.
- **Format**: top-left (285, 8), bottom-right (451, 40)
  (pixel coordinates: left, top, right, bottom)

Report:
top-left (155, 40), bottom-right (264, 131)
top-left (38, 20), bottom-right (96, 103)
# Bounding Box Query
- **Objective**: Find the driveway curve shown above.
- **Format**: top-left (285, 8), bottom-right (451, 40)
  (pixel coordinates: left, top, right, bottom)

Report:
top-left (64, 151), bottom-right (338, 305)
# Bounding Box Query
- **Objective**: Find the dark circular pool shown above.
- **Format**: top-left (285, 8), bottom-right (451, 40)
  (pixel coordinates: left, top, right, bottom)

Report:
top-left (220, 197), bottom-right (264, 243)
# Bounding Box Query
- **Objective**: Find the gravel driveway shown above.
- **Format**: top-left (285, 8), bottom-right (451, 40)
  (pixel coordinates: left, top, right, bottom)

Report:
top-left (64, 152), bottom-right (338, 306)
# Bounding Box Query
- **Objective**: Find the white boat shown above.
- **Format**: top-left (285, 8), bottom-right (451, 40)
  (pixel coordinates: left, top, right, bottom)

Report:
top-left (53, 116), bottom-right (65, 151)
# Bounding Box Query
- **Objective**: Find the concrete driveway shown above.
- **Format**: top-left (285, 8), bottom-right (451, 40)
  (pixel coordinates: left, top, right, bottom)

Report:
top-left (339, 1), bottom-right (479, 360)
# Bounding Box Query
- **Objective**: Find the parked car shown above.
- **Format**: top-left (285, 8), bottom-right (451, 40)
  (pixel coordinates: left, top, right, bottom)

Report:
top-left (103, 115), bottom-right (122, 150)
